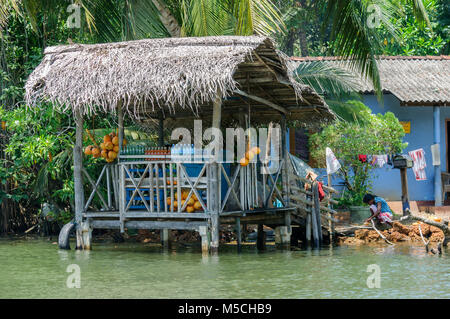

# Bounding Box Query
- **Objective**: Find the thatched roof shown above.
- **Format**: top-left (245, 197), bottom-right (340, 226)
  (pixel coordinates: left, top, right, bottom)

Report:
top-left (25, 36), bottom-right (334, 125)
top-left (291, 55), bottom-right (450, 106)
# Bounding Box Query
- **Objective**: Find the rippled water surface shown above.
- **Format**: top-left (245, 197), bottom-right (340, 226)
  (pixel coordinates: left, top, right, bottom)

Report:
top-left (0, 238), bottom-right (448, 298)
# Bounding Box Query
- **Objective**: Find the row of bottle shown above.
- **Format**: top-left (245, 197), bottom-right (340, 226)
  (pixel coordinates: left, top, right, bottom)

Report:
top-left (120, 146), bottom-right (170, 161)
top-left (170, 144), bottom-right (203, 161)
top-left (119, 144), bottom-right (208, 162)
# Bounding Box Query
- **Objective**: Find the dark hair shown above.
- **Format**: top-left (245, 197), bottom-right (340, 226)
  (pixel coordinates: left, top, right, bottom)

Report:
top-left (363, 194), bottom-right (376, 204)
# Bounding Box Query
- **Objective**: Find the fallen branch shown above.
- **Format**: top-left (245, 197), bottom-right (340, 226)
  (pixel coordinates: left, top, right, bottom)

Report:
top-left (418, 223), bottom-right (430, 252)
top-left (24, 224), bottom-right (38, 234)
top-left (371, 219), bottom-right (394, 245)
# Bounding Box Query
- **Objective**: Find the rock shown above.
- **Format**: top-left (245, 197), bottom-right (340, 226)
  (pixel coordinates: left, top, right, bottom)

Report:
top-left (339, 221), bottom-right (445, 245)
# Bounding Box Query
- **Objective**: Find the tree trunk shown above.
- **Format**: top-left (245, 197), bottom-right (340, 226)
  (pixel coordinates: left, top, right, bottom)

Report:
top-left (298, 27), bottom-right (309, 57)
top-left (151, 0), bottom-right (181, 37)
top-left (285, 29), bottom-right (296, 56)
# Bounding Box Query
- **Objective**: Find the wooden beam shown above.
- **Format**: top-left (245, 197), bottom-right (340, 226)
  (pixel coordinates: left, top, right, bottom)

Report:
top-left (210, 89), bottom-right (222, 255)
top-left (233, 89), bottom-right (289, 115)
top-left (74, 111), bottom-right (84, 249)
top-left (117, 101), bottom-right (125, 233)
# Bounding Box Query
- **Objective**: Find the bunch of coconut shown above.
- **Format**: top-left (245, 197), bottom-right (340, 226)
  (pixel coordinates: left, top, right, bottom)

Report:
top-left (84, 132), bottom-right (127, 163)
top-left (167, 189), bottom-right (203, 213)
top-left (239, 146), bottom-right (261, 166)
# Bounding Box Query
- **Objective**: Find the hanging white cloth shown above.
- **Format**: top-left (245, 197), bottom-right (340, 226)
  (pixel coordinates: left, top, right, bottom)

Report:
top-left (408, 148), bottom-right (427, 181)
top-left (371, 155), bottom-right (388, 168)
top-left (326, 147), bottom-right (341, 175)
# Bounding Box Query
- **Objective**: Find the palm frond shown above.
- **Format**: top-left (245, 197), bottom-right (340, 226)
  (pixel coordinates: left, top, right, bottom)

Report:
top-left (181, 0), bottom-right (227, 36)
top-left (323, 0), bottom-right (402, 100)
top-left (326, 99), bottom-right (372, 124)
top-left (230, 0), bottom-right (284, 36)
top-left (294, 60), bottom-right (361, 98)
top-left (408, 0), bottom-right (431, 27)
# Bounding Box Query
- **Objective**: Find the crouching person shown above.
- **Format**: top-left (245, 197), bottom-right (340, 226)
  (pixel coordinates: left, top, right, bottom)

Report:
top-left (363, 194), bottom-right (393, 227)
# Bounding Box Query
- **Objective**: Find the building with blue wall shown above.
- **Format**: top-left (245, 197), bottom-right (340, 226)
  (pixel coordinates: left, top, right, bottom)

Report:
top-left (291, 56), bottom-right (450, 204)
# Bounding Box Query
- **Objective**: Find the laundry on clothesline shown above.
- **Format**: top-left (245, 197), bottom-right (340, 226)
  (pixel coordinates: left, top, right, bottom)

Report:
top-left (358, 154), bottom-right (367, 163)
top-left (408, 148), bottom-right (427, 181)
top-left (326, 147), bottom-right (341, 175)
top-left (370, 155), bottom-right (388, 168)
top-left (357, 154), bottom-right (388, 167)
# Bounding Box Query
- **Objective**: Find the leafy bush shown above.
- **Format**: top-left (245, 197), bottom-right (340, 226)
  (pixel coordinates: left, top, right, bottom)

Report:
top-left (309, 107), bottom-right (407, 206)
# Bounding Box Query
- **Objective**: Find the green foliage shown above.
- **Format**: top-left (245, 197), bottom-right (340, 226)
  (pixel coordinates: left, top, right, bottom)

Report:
top-left (377, 0), bottom-right (448, 55)
top-left (309, 106), bottom-right (407, 206)
top-left (0, 105), bottom-right (75, 211)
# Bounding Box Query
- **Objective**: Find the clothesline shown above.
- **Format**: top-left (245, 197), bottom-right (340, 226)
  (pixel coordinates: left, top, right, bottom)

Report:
top-left (326, 147), bottom-right (428, 182)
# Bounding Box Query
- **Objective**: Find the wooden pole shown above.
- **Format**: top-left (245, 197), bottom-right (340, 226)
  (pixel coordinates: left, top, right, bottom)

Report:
top-left (327, 174), bottom-right (334, 243)
top-left (210, 89), bottom-right (222, 255)
top-left (313, 182), bottom-right (323, 243)
top-left (117, 101), bottom-right (125, 233)
top-left (256, 223), bottom-right (266, 251)
top-left (74, 111), bottom-right (85, 249)
top-left (236, 217), bottom-right (242, 253)
top-left (158, 116), bottom-right (164, 147)
top-left (306, 211), bottom-right (312, 245)
top-left (311, 183), bottom-right (319, 247)
top-left (199, 225), bottom-right (209, 256)
top-left (280, 115), bottom-right (291, 246)
top-left (400, 167), bottom-right (410, 215)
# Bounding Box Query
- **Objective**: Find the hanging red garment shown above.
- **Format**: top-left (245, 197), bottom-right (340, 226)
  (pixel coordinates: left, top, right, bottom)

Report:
top-left (358, 154), bottom-right (367, 163)
top-left (318, 182), bottom-right (325, 201)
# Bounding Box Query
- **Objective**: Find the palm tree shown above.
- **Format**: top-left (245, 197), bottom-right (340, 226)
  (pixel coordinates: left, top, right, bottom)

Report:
top-left (1, 0), bottom-right (431, 96)
top-left (0, 0), bottom-right (284, 41)
top-left (276, 0), bottom-right (430, 97)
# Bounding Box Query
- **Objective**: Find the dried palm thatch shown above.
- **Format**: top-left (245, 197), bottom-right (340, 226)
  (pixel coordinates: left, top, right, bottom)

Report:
top-left (25, 36), bottom-right (334, 125)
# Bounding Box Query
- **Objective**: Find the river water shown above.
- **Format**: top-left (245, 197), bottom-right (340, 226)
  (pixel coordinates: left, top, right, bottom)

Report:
top-left (0, 238), bottom-right (448, 298)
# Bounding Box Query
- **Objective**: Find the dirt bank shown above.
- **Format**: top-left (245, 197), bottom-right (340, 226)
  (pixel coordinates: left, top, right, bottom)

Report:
top-left (339, 221), bottom-right (445, 245)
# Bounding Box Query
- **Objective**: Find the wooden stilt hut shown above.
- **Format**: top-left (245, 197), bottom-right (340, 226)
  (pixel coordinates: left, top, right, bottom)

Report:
top-left (25, 36), bottom-right (335, 253)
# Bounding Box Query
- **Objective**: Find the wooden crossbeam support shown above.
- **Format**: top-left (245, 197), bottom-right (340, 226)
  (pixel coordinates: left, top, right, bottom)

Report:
top-left (233, 89), bottom-right (289, 115)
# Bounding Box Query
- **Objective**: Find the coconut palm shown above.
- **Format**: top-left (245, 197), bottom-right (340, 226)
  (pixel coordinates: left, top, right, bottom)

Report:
top-left (0, 0), bottom-right (284, 40)
top-left (1, 0), bottom-right (430, 95)
top-left (277, 0), bottom-right (430, 96)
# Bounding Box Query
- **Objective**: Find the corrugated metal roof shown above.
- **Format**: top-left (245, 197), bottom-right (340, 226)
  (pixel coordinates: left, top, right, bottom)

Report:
top-left (291, 56), bottom-right (450, 106)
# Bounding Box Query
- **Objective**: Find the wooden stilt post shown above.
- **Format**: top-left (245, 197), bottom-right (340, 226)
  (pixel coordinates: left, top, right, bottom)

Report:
top-left (117, 101), bottom-right (125, 233)
top-left (310, 185), bottom-right (319, 248)
top-left (280, 115), bottom-right (291, 246)
top-left (74, 111), bottom-right (85, 249)
top-left (400, 168), bottom-right (410, 215)
top-left (81, 218), bottom-right (93, 250)
top-left (159, 116), bottom-right (170, 249)
top-left (275, 226), bottom-right (290, 249)
top-left (327, 174), bottom-right (334, 243)
top-left (312, 182), bottom-right (322, 245)
top-left (199, 225), bottom-right (209, 255)
top-left (256, 223), bottom-right (266, 251)
top-left (210, 89), bottom-right (222, 255)
top-left (236, 217), bottom-right (242, 253)
top-left (306, 212), bottom-right (312, 245)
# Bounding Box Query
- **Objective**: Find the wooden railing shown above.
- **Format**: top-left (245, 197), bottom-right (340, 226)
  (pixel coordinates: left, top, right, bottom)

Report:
top-left (288, 156), bottom-right (338, 245)
top-left (82, 154), bottom-right (288, 217)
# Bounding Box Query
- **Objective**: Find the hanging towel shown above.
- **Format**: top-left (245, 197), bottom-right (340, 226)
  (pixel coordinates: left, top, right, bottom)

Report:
top-left (408, 148), bottom-right (427, 181)
top-left (358, 154), bottom-right (367, 163)
top-left (326, 147), bottom-right (341, 174)
top-left (318, 182), bottom-right (325, 201)
top-left (371, 155), bottom-right (388, 168)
